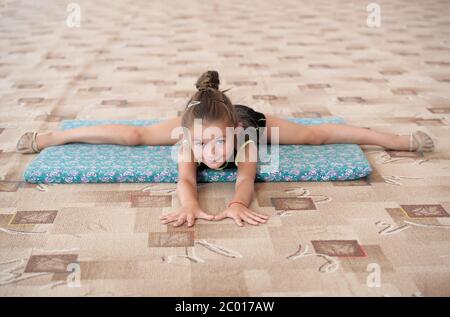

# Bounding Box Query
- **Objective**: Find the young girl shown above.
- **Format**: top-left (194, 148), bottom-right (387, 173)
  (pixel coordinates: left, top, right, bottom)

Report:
top-left (16, 71), bottom-right (435, 227)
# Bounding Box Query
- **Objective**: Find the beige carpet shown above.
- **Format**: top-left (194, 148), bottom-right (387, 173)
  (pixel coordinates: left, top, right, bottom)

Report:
top-left (1, 0), bottom-right (450, 296)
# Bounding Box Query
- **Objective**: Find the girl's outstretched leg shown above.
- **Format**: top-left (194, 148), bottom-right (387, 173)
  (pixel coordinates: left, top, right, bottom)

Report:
top-left (309, 124), bottom-right (435, 152)
top-left (37, 125), bottom-right (144, 149)
top-left (265, 114), bottom-right (434, 152)
top-left (16, 117), bottom-right (182, 153)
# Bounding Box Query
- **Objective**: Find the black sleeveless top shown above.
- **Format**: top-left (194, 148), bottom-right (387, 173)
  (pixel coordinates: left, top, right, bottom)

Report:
top-left (197, 104), bottom-right (266, 171)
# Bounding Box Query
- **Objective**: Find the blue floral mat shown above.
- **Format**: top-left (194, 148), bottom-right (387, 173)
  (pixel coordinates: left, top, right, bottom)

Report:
top-left (23, 117), bottom-right (372, 183)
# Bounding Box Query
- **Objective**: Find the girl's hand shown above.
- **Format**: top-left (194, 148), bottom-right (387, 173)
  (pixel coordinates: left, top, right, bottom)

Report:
top-left (159, 203), bottom-right (214, 227)
top-left (214, 203), bottom-right (269, 227)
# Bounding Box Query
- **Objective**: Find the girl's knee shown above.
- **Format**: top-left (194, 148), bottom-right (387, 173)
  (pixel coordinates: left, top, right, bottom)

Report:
top-left (123, 127), bottom-right (142, 146)
top-left (304, 127), bottom-right (326, 145)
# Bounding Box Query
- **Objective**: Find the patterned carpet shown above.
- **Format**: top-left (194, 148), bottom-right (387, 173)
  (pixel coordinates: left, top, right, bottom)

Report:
top-left (0, 0), bottom-right (449, 296)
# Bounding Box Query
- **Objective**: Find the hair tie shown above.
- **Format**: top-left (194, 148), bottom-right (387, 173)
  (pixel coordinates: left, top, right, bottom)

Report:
top-left (187, 100), bottom-right (201, 108)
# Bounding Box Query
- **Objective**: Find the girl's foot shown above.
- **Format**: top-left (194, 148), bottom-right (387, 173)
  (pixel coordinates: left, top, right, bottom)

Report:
top-left (16, 131), bottom-right (41, 154)
top-left (409, 130), bottom-right (435, 152)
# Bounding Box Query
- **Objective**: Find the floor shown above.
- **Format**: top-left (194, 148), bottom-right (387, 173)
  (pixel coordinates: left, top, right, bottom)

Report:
top-left (0, 0), bottom-right (450, 296)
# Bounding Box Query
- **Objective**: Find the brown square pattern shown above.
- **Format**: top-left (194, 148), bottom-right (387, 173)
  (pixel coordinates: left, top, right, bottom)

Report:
top-left (414, 119), bottom-right (446, 126)
top-left (292, 111), bottom-right (322, 118)
top-left (337, 96), bottom-right (366, 103)
top-left (131, 194), bottom-right (172, 208)
top-left (400, 204), bottom-right (449, 218)
top-left (24, 254), bottom-right (78, 273)
top-left (10, 210), bottom-right (58, 225)
top-left (0, 214), bottom-right (14, 226)
top-left (101, 99), bottom-right (128, 107)
top-left (271, 197), bottom-right (317, 210)
top-left (311, 240), bottom-right (366, 257)
top-left (148, 232), bottom-right (194, 247)
top-left (427, 108), bottom-right (450, 114)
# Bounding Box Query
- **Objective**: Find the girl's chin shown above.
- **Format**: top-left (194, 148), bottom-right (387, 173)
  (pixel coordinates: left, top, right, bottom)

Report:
top-left (205, 161), bottom-right (223, 168)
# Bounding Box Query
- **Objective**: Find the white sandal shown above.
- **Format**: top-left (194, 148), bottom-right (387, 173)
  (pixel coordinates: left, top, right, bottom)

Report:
top-left (16, 131), bottom-right (41, 154)
top-left (409, 131), bottom-right (435, 152)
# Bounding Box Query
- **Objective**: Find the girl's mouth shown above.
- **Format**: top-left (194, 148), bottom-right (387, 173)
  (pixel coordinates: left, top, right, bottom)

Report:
top-left (204, 155), bottom-right (221, 163)
top-left (206, 159), bottom-right (221, 164)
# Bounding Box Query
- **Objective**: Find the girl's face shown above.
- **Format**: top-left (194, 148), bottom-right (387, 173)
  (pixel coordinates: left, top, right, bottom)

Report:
top-left (188, 120), bottom-right (236, 169)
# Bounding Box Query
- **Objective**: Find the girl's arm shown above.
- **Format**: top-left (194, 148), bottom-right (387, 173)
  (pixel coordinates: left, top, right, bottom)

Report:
top-left (231, 144), bottom-right (257, 208)
top-left (176, 144), bottom-right (201, 207)
top-left (160, 142), bottom-right (214, 227)
top-left (214, 141), bottom-right (269, 226)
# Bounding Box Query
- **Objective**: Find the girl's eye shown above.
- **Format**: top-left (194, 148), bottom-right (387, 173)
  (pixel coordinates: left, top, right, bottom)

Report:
top-left (216, 139), bottom-right (225, 145)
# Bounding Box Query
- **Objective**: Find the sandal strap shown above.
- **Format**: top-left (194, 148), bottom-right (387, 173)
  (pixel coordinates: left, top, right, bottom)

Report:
top-left (411, 131), bottom-right (425, 152)
top-left (31, 132), bottom-right (41, 153)
top-left (409, 133), bottom-right (414, 152)
top-left (31, 132), bottom-right (40, 153)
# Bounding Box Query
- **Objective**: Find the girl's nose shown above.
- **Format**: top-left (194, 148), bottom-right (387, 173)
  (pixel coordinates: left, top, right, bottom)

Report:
top-left (203, 144), bottom-right (219, 160)
top-left (204, 148), bottom-right (215, 159)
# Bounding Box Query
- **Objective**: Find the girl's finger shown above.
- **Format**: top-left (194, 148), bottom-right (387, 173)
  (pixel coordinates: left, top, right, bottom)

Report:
top-left (250, 211), bottom-right (269, 220)
top-left (161, 217), bottom-right (178, 224)
top-left (245, 212), bottom-right (267, 223)
top-left (242, 215), bottom-right (259, 226)
top-left (173, 215), bottom-right (187, 227)
top-left (247, 211), bottom-right (268, 221)
top-left (197, 211), bottom-right (215, 220)
top-left (159, 212), bottom-right (177, 220)
top-left (161, 213), bottom-right (179, 223)
top-left (232, 216), bottom-right (244, 227)
top-left (187, 215), bottom-right (195, 227)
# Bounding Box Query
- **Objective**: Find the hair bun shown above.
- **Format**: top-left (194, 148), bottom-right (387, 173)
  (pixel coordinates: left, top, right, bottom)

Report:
top-left (195, 70), bottom-right (220, 91)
